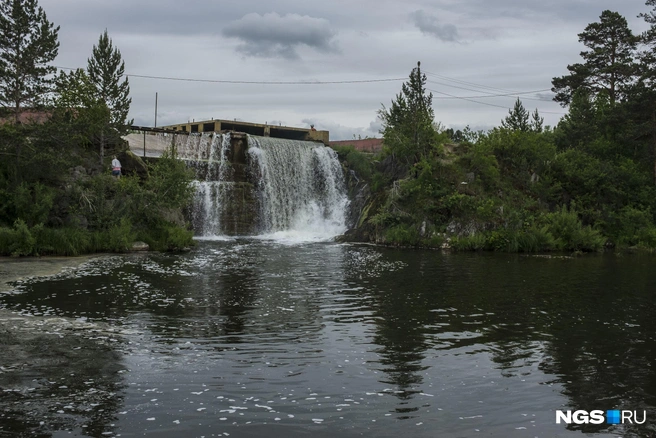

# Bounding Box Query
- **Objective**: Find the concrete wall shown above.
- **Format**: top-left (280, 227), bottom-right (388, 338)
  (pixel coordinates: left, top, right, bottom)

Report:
top-left (159, 119), bottom-right (329, 144)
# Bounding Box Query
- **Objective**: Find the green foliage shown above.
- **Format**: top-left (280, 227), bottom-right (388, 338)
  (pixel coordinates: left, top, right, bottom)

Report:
top-left (32, 226), bottom-right (91, 256)
top-left (384, 224), bottom-right (421, 246)
top-left (378, 61), bottom-right (439, 165)
top-left (543, 206), bottom-right (605, 251)
top-left (501, 98), bottom-right (530, 132)
top-left (85, 30), bottom-right (132, 164)
top-left (87, 30), bottom-right (132, 131)
top-left (51, 68), bottom-right (112, 149)
top-left (451, 233), bottom-right (487, 251)
top-left (0, 0), bottom-right (59, 120)
top-left (12, 182), bottom-right (54, 227)
top-left (552, 10), bottom-right (638, 105)
top-left (98, 217), bottom-right (135, 252)
top-left (604, 206), bottom-right (656, 247)
top-left (0, 8), bottom-right (195, 258)
top-left (140, 223), bottom-right (194, 252)
top-left (332, 145), bottom-right (374, 181)
top-left (9, 219), bottom-right (35, 256)
top-left (146, 150), bottom-right (196, 210)
top-left (451, 227), bottom-right (556, 253)
top-left (458, 141), bottom-right (500, 187)
top-left (477, 127), bottom-right (556, 192)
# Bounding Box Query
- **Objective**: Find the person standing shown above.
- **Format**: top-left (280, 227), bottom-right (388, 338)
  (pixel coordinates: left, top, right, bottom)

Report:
top-left (111, 156), bottom-right (122, 179)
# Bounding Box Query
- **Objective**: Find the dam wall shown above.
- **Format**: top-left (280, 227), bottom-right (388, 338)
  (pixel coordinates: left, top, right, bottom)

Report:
top-left (164, 132), bottom-right (347, 238)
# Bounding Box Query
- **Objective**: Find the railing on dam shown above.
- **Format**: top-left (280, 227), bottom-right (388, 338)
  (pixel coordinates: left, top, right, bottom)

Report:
top-left (124, 126), bottom-right (185, 158)
top-left (125, 122), bottom-right (330, 158)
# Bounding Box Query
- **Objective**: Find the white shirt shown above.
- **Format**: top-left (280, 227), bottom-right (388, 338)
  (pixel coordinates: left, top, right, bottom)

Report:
top-left (112, 158), bottom-right (121, 169)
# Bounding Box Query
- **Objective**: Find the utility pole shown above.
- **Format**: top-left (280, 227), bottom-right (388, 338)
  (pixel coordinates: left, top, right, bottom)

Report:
top-left (155, 92), bottom-right (158, 128)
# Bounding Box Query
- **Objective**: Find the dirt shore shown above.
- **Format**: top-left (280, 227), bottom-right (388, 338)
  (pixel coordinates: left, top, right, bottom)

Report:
top-left (0, 255), bottom-right (101, 294)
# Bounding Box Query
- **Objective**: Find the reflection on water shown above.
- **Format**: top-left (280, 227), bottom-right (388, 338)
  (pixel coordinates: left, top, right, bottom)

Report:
top-left (1, 242), bottom-right (655, 437)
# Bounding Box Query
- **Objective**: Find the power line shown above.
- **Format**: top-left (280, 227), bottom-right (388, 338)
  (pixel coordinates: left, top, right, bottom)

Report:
top-left (53, 66), bottom-right (406, 85)
top-left (424, 70), bottom-right (522, 94)
top-left (424, 70), bottom-right (557, 101)
top-left (426, 78), bottom-right (553, 102)
top-left (428, 87), bottom-right (511, 109)
top-left (54, 64), bottom-right (564, 114)
top-left (427, 87), bottom-right (566, 115)
top-left (431, 89), bottom-right (553, 100)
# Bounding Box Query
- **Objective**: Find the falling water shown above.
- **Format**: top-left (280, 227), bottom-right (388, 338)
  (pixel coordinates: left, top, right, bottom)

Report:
top-left (176, 132), bottom-right (233, 238)
top-left (248, 135), bottom-right (349, 241)
top-left (163, 132), bottom-right (348, 241)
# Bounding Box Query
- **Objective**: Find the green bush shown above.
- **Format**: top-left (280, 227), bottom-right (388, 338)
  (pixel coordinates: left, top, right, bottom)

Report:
top-left (333, 145), bottom-right (375, 181)
top-left (0, 227), bottom-right (16, 256)
top-left (12, 182), bottom-right (55, 227)
top-left (32, 226), bottom-right (92, 256)
top-left (138, 222), bottom-right (194, 252)
top-left (385, 224), bottom-right (420, 246)
top-left (100, 218), bottom-right (136, 252)
top-left (604, 206), bottom-right (656, 248)
top-left (451, 233), bottom-right (487, 251)
top-left (10, 219), bottom-right (35, 256)
top-left (544, 205), bottom-right (605, 251)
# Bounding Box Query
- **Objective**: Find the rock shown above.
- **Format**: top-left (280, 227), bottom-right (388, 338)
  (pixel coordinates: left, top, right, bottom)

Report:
top-left (131, 241), bottom-right (149, 251)
top-left (466, 172), bottom-right (475, 183)
top-left (66, 215), bottom-right (88, 229)
top-left (71, 165), bottom-right (87, 180)
top-left (117, 150), bottom-right (149, 179)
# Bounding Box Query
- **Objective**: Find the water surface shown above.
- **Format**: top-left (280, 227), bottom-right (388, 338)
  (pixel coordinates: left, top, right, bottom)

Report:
top-left (1, 241), bottom-right (655, 437)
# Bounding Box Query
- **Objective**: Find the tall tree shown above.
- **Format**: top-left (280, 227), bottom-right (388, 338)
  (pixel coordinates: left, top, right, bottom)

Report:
top-left (552, 10), bottom-right (638, 106)
top-left (638, 1), bottom-right (656, 183)
top-left (501, 98), bottom-right (530, 131)
top-left (378, 61), bottom-right (438, 165)
top-left (87, 30), bottom-right (132, 163)
top-left (531, 108), bottom-right (544, 133)
top-left (640, 0), bottom-right (656, 82)
top-left (0, 0), bottom-right (59, 123)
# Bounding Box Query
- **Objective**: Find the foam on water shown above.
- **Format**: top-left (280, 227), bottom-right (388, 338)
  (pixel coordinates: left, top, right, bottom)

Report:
top-left (248, 136), bottom-right (349, 243)
top-left (177, 133), bottom-right (349, 242)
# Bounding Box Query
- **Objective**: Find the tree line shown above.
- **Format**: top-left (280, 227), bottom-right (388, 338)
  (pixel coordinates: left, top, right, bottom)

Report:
top-left (0, 0), bottom-right (194, 256)
top-left (344, 4), bottom-right (656, 251)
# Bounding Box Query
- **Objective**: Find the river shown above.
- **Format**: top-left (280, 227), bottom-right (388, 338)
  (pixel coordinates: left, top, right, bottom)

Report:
top-left (1, 241), bottom-right (655, 437)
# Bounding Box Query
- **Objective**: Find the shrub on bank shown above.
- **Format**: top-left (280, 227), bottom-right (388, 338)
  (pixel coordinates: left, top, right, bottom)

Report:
top-left (0, 217), bottom-right (194, 257)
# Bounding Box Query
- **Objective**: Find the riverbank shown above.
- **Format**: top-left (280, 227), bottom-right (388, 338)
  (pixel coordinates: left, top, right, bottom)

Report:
top-left (0, 255), bottom-right (100, 293)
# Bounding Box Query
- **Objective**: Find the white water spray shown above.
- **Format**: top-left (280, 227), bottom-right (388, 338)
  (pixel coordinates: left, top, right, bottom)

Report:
top-left (248, 136), bottom-right (349, 242)
top-left (176, 132), bottom-right (233, 237)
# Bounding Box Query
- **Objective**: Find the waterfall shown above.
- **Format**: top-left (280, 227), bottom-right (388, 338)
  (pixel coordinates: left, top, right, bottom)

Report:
top-left (167, 132), bottom-right (349, 241)
top-left (176, 132), bottom-right (233, 238)
top-left (247, 136), bottom-right (349, 241)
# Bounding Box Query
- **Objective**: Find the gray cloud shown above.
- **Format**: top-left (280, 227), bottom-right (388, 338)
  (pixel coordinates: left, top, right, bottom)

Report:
top-left (535, 92), bottom-right (557, 101)
top-left (222, 12), bottom-right (338, 59)
top-left (410, 10), bottom-right (459, 42)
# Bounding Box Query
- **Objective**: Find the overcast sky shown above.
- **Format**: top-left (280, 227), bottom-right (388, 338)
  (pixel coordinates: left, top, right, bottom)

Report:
top-left (40, 0), bottom-right (651, 140)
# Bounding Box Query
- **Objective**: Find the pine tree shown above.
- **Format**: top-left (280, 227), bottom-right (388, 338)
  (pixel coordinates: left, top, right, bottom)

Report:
top-left (552, 10), bottom-right (638, 106)
top-left (87, 30), bottom-right (132, 163)
top-left (378, 61), bottom-right (437, 164)
top-left (531, 108), bottom-right (544, 133)
top-left (0, 0), bottom-right (59, 123)
top-left (638, 0), bottom-right (656, 183)
top-left (501, 98), bottom-right (530, 131)
top-left (639, 0), bottom-right (656, 82)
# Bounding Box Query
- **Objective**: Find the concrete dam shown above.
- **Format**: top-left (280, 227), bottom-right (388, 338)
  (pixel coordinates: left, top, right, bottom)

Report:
top-left (134, 123), bottom-right (349, 241)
